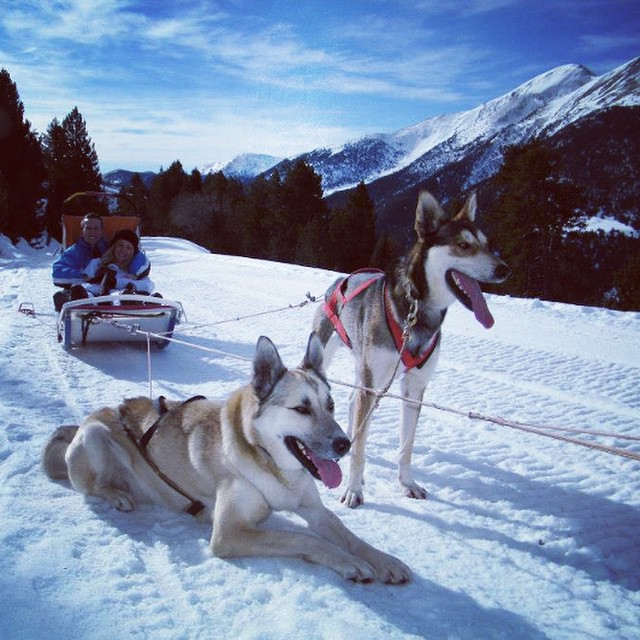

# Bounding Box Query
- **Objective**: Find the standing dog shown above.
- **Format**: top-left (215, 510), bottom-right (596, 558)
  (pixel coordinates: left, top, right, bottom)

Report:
top-left (42, 334), bottom-right (410, 584)
top-left (313, 190), bottom-right (510, 508)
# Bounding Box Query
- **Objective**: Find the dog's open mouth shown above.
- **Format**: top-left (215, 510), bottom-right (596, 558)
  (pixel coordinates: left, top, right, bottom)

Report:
top-left (446, 269), bottom-right (494, 329)
top-left (284, 436), bottom-right (343, 488)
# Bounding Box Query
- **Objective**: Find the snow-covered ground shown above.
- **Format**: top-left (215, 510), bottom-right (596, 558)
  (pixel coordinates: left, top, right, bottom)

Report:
top-left (1, 235), bottom-right (639, 640)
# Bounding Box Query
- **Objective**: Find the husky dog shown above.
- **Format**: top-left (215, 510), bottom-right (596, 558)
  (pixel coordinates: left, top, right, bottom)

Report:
top-left (313, 190), bottom-right (510, 508)
top-left (42, 334), bottom-right (410, 584)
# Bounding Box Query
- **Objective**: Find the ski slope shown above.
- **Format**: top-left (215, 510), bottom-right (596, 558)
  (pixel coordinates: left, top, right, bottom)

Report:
top-left (1, 235), bottom-right (639, 640)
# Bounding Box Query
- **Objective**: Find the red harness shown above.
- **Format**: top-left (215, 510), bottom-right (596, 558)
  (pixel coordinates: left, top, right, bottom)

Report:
top-left (323, 269), bottom-right (440, 370)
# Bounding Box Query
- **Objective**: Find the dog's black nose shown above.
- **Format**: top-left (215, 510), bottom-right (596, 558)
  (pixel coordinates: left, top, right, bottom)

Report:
top-left (495, 263), bottom-right (511, 280)
top-left (333, 437), bottom-right (351, 456)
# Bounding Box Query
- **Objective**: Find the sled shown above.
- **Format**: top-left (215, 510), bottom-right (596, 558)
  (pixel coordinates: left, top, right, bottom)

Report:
top-left (57, 294), bottom-right (185, 350)
top-left (55, 192), bottom-right (185, 349)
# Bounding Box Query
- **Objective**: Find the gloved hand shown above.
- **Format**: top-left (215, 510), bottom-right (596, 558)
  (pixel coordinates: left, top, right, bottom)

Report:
top-left (100, 267), bottom-right (118, 295)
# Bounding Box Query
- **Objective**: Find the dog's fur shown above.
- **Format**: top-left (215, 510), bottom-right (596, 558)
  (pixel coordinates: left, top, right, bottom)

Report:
top-left (42, 334), bottom-right (410, 584)
top-left (313, 190), bottom-right (510, 508)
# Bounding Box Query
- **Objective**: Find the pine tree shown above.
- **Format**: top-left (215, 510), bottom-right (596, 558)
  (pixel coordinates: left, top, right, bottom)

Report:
top-left (148, 161), bottom-right (188, 234)
top-left (274, 159), bottom-right (328, 266)
top-left (0, 68), bottom-right (46, 243)
top-left (489, 140), bottom-right (585, 299)
top-left (329, 182), bottom-right (376, 271)
top-left (41, 107), bottom-right (102, 241)
top-left (116, 173), bottom-right (150, 228)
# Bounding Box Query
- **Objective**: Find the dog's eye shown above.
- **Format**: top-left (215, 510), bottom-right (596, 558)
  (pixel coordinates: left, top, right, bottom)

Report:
top-left (457, 242), bottom-right (470, 251)
top-left (293, 405), bottom-right (311, 416)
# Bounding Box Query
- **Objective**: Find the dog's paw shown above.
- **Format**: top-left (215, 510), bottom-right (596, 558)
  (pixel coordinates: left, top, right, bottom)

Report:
top-left (103, 488), bottom-right (136, 512)
top-left (401, 481), bottom-right (428, 500)
top-left (339, 559), bottom-right (376, 583)
top-left (373, 555), bottom-right (412, 585)
top-left (340, 488), bottom-right (364, 509)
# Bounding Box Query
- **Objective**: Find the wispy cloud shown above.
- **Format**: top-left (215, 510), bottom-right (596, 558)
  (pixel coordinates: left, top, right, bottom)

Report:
top-left (580, 33), bottom-right (640, 53)
top-left (2, 0), bottom-right (638, 171)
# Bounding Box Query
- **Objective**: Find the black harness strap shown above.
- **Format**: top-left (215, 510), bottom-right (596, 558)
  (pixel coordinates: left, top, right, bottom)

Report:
top-left (120, 395), bottom-right (207, 517)
top-left (139, 394), bottom-right (206, 452)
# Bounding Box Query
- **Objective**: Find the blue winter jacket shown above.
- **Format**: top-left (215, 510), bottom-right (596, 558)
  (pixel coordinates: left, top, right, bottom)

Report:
top-left (52, 237), bottom-right (150, 287)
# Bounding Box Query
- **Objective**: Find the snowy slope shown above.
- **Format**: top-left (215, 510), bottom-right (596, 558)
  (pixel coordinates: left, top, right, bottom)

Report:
top-left (1, 236), bottom-right (639, 640)
top-left (538, 57), bottom-right (640, 137)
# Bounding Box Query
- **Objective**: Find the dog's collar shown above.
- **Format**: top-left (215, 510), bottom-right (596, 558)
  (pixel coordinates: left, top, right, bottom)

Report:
top-left (383, 283), bottom-right (440, 370)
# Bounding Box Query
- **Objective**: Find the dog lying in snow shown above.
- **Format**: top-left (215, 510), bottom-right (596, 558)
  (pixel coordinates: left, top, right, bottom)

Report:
top-left (43, 333), bottom-right (411, 584)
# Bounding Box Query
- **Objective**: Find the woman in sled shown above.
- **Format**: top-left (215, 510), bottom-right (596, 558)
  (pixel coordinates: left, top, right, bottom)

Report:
top-left (69, 229), bottom-right (157, 300)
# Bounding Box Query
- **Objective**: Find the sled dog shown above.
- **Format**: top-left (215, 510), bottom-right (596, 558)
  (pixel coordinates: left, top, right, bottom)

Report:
top-left (313, 190), bottom-right (510, 508)
top-left (42, 333), bottom-right (410, 584)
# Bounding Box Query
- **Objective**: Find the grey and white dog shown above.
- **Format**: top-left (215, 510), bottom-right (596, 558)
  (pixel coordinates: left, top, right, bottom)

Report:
top-left (313, 190), bottom-right (510, 508)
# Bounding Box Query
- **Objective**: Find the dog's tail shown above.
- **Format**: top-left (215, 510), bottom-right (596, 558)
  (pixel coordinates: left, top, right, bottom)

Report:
top-left (42, 425), bottom-right (78, 480)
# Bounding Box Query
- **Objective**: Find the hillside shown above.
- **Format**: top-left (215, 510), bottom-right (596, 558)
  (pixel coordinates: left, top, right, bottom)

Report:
top-left (1, 236), bottom-right (639, 639)
top-left (300, 57), bottom-right (639, 237)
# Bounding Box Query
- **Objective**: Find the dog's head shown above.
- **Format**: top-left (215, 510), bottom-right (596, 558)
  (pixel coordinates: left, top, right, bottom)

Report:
top-left (251, 333), bottom-right (350, 488)
top-left (413, 190), bottom-right (510, 328)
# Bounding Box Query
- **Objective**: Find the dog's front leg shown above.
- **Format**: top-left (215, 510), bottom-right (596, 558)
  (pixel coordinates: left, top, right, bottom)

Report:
top-left (211, 480), bottom-right (377, 582)
top-left (397, 363), bottom-right (437, 499)
top-left (298, 504), bottom-right (411, 584)
top-left (341, 385), bottom-right (376, 508)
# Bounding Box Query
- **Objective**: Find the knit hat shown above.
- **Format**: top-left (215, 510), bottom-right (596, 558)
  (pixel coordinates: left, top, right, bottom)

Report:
top-left (110, 228), bottom-right (139, 252)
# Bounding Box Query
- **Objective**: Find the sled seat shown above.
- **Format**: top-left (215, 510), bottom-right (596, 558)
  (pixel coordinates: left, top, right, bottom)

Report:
top-left (62, 214), bottom-right (140, 249)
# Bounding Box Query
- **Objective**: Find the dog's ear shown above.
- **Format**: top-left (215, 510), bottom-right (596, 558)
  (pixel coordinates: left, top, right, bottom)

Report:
top-left (414, 190), bottom-right (447, 240)
top-left (301, 332), bottom-right (325, 377)
top-left (453, 192), bottom-right (477, 222)
top-left (253, 336), bottom-right (287, 402)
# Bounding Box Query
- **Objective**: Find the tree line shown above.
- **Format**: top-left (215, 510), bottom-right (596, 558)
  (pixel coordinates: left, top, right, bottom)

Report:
top-left (1, 67), bottom-right (637, 310)
top-left (482, 140), bottom-right (639, 310)
top-left (0, 68), bottom-right (377, 275)
top-left (114, 159), bottom-right (377, 273)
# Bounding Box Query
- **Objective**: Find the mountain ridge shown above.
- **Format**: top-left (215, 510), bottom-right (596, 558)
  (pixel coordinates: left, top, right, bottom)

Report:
top-left (104, 56), bottom-right (639, 235)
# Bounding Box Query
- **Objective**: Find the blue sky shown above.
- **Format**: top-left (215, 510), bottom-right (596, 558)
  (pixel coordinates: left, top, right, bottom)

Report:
top-left (2, 0), bottom-right (639, 173)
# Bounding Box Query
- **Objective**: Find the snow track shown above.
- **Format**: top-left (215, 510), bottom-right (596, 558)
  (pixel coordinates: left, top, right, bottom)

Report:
top-left (1, 236), bottom-right (638, 639)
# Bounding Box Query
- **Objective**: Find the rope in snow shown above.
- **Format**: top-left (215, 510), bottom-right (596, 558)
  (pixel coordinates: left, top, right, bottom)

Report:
top-left (328, 377), bottom-right (640, 462)
top-left (22, 298), bottom-right (638, 462)
top-left (113, 325), bottom-right (640, 463)
top-left (178, 293), bottom-right (318, 334)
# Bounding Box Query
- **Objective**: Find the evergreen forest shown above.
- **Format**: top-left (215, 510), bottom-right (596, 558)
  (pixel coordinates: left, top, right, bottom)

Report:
top-left (1, 68), bottom-right (638, 311)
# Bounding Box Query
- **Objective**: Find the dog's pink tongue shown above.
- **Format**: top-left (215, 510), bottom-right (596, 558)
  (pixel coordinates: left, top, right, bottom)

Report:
top-left (454, 270), bottom-right (495, 329)
top-left (309, 453), bottom-right (343, 489)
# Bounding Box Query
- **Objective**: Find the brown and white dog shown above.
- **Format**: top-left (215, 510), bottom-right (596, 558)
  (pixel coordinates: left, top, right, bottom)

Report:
top-left (313, 190), bottom-right (510, 508)
top-left (42, 334), bottom-right (410, 583)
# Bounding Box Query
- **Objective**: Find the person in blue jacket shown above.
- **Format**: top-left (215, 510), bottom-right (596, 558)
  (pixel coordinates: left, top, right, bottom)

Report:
top-left (52, 213), bottom-right (149, 310)
top-left (69, 229), bottom-right (153, 300)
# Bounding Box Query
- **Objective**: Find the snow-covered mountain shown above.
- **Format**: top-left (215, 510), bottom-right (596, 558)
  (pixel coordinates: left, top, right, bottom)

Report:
top-left (103, 57), bottom-right (638, 236)
top-left (103, 154), bottom-right (283, 190)
top-left (280, 57), bottom-right (638, 196)
top-left (102, 169), bottom-right (157, 190)
top-left (199, 153), bottom-right (282, 180)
